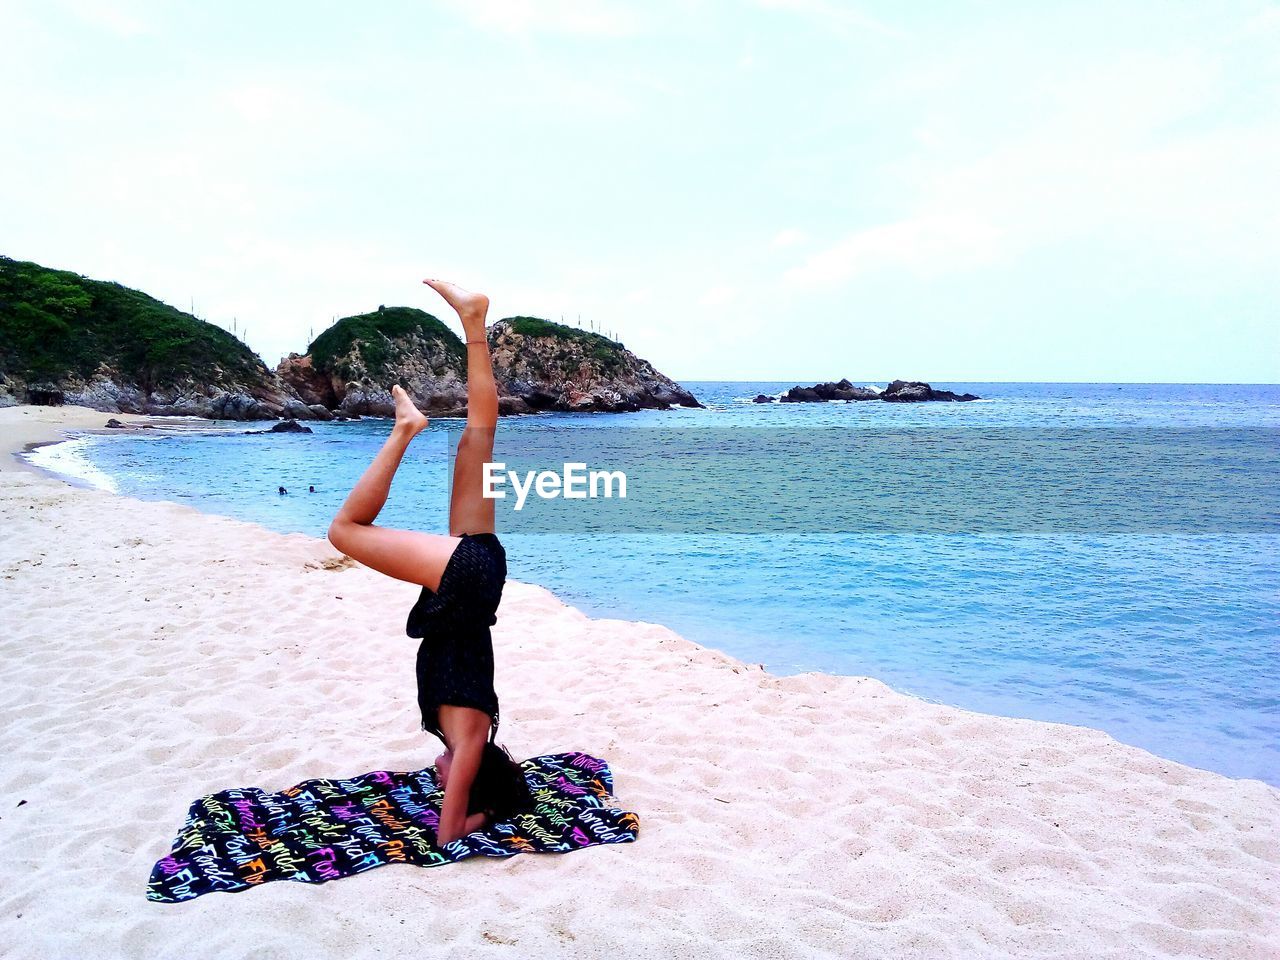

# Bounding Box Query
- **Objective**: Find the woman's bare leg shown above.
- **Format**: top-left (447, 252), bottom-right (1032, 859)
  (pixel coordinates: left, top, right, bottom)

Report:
top-left (326, 385), bottom-right (461, 591)
top-left (420, 278), bottom-right (502, 844)
top-left (422, 279), bottom-right (497, 537)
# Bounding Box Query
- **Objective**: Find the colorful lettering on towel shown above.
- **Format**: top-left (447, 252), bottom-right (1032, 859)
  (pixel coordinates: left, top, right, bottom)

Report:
top-left (147, 752), bottom-right (639, 902)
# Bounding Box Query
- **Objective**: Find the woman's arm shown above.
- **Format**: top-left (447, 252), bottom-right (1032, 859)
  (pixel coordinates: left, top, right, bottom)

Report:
top-left (436, 741), bottom-right (483, 845)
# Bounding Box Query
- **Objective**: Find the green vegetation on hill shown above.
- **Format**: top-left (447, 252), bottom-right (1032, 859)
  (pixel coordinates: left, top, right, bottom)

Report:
top-left (0, 256), bottom-right (266, 389)
top-left (308, 306), bottom-right (464, 381)
top-left (503, 316), bottom-right (627, 372)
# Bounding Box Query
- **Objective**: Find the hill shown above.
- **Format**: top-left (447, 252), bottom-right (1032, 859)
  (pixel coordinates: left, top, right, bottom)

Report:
top-left (277, 306), bottom-right (470, 416)
top-left (0, 256), bottom-right (299, 419)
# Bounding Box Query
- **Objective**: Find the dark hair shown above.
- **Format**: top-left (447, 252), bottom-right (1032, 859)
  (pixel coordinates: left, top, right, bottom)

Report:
top-left (468, 742), bottom-right (534, 822)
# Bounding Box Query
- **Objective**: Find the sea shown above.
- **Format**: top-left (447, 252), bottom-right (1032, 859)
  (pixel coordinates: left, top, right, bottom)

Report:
top-left (25, 382), bottom-right (1280, 785)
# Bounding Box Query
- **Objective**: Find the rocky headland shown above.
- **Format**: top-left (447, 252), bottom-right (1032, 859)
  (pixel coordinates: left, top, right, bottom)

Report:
top-left (275, 311), bottom-right (701, 417)
top-left (487, 317), bottom-right (701, 413)
top-left (1, 256), bottom-right (701, 420)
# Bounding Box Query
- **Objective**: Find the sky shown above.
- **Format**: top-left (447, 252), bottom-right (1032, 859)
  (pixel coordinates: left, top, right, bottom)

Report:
top-left (2, 0), bottom-right (1278, 383)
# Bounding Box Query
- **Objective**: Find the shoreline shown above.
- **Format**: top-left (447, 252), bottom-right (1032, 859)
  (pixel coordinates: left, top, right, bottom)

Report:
top-left (2, 403), bottom-right (1278, 958)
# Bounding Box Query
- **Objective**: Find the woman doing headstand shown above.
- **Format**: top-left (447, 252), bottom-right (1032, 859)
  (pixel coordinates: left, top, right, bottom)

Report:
top-left (327, 278), bottom-right (530, 846)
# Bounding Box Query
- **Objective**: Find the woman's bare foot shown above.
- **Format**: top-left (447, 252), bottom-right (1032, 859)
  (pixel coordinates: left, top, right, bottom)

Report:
top-left (422, 278), bottom-right (489, 340)
top-left (391, 384), bottom-right (428, 435)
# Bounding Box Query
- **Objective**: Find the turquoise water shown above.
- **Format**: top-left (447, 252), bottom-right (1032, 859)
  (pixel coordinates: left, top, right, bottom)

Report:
top-left (31, 382), bottom-right (1280, 783)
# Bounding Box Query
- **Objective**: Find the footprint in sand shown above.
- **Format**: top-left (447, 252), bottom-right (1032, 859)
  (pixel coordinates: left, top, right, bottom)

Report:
top-left (304, 555), bottom-right (357, 572)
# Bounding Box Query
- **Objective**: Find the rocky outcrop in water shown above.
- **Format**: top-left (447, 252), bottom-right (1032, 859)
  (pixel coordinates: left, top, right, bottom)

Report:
top-left (880, 380), bottom-right (980, 402)
top-left (243, 419), bottom-right (313, 434)
top-left (781, 379), bottom-right (881, 403)
top-left (770, 378), bottom-right (979, 403)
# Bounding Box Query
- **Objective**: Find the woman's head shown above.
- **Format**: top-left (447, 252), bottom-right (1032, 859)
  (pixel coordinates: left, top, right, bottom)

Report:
top-left (470, 741), bottom-right (534, 821)
top-left (435, 741), bottom-right (533, 822)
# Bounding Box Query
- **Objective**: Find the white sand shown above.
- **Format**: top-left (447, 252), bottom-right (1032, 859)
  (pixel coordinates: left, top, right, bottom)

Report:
top-left (1, 404), bottom-right (1277, 960)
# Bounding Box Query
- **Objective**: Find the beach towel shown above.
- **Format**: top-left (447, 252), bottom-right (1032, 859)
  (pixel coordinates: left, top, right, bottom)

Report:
top-left (147, 751), bottom-right (639, 902)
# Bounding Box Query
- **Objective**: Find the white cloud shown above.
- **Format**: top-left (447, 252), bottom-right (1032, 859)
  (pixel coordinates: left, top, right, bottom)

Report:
top-left (221, 82), bottom-right (311, 127)
top-left (435, 0), bottom-right (642, 36)
top-left (905, 50), bottom-right (1280, 270)
top-left (1243, 4), bottom-right (1280, 35)
top-left (57, 0), bottom-right (151, 36)
top-left (783, 215), bottom-right (1004, 288)
top-left (697, 284), bottom-right (737, 306)
top-left (770, 228), bottom-right (807, 248)
top-left (753, 0), bottom-right (903, 37)
top-left (786, 42), bottom-right (1280, 292)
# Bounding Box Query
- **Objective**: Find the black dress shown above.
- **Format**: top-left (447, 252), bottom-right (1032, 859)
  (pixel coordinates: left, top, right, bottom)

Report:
top-left (406, 532), bottom-right (507, 747)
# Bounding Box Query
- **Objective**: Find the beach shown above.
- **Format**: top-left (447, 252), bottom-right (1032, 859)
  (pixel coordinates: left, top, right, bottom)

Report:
top-left (1, 405), bottom-right (1277, 959)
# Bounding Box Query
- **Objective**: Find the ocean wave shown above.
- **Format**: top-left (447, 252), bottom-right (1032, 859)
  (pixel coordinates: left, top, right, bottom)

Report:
top-left (23, 435), bottom-right (119, 493)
